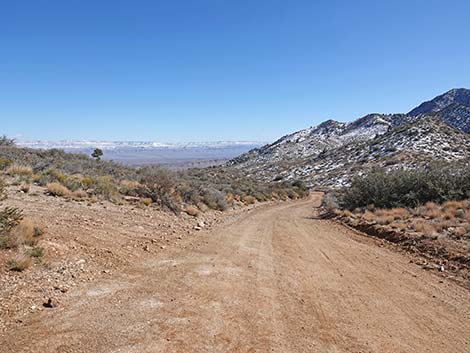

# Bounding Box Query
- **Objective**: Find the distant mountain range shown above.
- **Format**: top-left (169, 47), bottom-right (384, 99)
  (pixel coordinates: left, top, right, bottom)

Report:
top-left (229, 88), bottom-right (470, 187)
top-left (17, 140), bottom-right (264, 151)
top-left (16, 140), bottom-right (265, 168)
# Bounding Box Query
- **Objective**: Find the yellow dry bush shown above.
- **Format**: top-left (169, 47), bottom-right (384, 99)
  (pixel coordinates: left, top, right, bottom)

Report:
top-left (80, 177), bottom-right (94, 189)
top-left (361, 210), bottom-right (376, 222)
top-left (6, 164), bottom-right (33, 177)
top-left (243, 195), bottom-right (256, 205)
top-left (47, 182), bottom-right (71, 197)
top-left (412, 219), bottom-right (436, 236)
top-left (9, 219), bottom-right (40, 248)
top-left (8, 253), bottom-right (32, 272)
top-left (141, 197), bottom-right (153, 206)
top-left (184, 205), bottom-right (200, 217)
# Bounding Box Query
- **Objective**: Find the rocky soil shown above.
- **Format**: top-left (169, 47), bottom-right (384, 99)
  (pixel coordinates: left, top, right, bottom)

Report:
top-left (0, 183), bottom-right (249, 333)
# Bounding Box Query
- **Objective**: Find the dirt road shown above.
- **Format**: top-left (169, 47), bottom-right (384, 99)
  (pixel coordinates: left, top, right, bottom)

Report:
top-left (2, 194), bottom-right (469, 352)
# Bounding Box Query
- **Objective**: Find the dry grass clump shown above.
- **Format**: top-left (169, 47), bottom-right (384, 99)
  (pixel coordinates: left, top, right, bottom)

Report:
top-left (184, 205), bottom-right (200, 217)
top-left (242, 195), bottom-right (256, 205)
top-left (9, 219), bottom-right (39, 247)
top-left (361, 210), bottom-right (376, 222)
top-left (19, 182), bottom-right (30, 193)
top-left (8, 253), bottom-right (33, 272)
top-left (389, 222), bottom-right (407, 230)
top-left (6, 164), bottom-right (33, 177)
top-left (422, 202), bottom-right (440, 219)
top-left (452, 227), bottom-right (467, 237)
top-left (81, 177), bottom-right (94, 189)
top-left (463, 209), bottom-right (470, 222)
top-left (0, 156), bottom-right (12, 170)
top-left (120, 180), bottom-right (141, 196)
top-left (343, 197), bottom-right (470, 240)
top-left (46, 182), bottom-right (71, 197)
top-left (1, 219), bottom-right (45, 271)
top-left (72, 190), bottom-right (88, 199)
top-left (141, 197), bottom-right (153, 206)
top-left (412, 219), bottom-right (436, 236)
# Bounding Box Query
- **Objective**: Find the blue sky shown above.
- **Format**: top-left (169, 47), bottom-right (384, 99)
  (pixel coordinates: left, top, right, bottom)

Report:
top-left (1, 0), bottom-right (470, 142)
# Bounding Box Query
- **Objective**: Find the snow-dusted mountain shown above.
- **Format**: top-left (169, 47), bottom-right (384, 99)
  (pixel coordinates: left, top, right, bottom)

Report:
top-left (229, 89), bottom-right (470, 187)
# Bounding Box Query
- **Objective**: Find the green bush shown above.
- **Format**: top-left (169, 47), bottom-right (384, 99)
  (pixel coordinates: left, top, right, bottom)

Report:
top-left (341, 164), bottom-right (470, 210)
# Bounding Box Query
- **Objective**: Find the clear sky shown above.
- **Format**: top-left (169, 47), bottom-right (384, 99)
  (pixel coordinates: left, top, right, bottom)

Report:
top-left (1, 0), bottom-right (470, 142)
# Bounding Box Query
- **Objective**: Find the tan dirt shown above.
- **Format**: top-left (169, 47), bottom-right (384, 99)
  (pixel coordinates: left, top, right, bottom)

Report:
top-left (1, 193), bottom-right (470, 352)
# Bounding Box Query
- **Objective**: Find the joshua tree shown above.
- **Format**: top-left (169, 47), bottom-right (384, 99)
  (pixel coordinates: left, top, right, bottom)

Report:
top-left (91, 148), bottom-right (103, 161)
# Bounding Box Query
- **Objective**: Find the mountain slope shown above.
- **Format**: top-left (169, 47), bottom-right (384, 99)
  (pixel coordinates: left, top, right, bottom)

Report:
top-left (409, 88), bottom-right (470, 133)
top-left (229, 89), bottom-right (470, 187)
top-left (229, 114), bottom-right (411, 167)
top-left (409, 88), bottom-right (470, 116)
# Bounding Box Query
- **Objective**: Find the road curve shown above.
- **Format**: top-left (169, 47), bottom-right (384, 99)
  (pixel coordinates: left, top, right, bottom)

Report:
top-left (3, 194), bottom-right (470, 352)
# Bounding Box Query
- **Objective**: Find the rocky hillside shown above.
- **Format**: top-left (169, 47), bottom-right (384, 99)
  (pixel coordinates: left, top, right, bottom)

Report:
top-left (409, 88), bottom-right (470, 133)
top-left (229, 89), bottom-right (470, 187)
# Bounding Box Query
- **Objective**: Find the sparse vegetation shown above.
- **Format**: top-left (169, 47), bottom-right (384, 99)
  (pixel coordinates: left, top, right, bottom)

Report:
top-left (0, 137), bottom-right (309, 214)
top-left (7, 254), bottom-right (32, 272)
top-left (0, 174), bottom-right (44, 270)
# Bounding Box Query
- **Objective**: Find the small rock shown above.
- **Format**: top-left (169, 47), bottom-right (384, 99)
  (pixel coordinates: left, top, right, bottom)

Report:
top-left (439, 265), bottom-right (445, 272)
top-left (75, 259), bottom-right (86, 265)
top-left (30, 305), bottom-right (38, 312)
top-left (160, 245), bottom-right (166, 250)
top-left (143, 245), bottom-right (150, 252)
top-left (43, 298), bottom-right (55, 308)
top-left (194, 226), bottom-right (202, 231)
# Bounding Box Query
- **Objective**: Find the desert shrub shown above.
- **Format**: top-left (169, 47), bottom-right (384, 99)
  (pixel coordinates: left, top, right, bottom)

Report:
top-left (19, 182), bottom-right (30, 193)
top-left (63, 175), bottom-right (85, 192)
top-left (184, 205), bottom-right (200, 217)
top-left (141, 197), bottom-right (153, 206)
top-left (80, 177), bottom-right (94, 189)
top-left (322, 192), bottom-right (339, 212)
top-left (119, 180), bottom-right (141, 196)
top-left (201, 188), bottom-right (228, 211)
top-left (0, 177), bottom-right (6, 200)
top-left (0, 207), bottom-right (23, 234)
top-left (6, 164), bottom-right (33, 177)
top-left (47, 182), bottom-right (71, 197)
top-left (341, 164), bottom-right (470, 210)
top-left (0, 156), bottom-right (12, 170)
top-left (37, 168), bottom-right (67, 185)
top-left (93, 176), bottom-right (119, 200)
top-left (242, 195), bottom-right (256, 205)
top-left (72, 190), bottom-right (88, 199)
top-left (137, 168), bottom-right (180, 213)
top-left (9, 219), bottom-right (39, 247)
top-left (291, 180), bottom-right (309, 198)
top-left (177, 182), bottom-right (200, 204)
top-left (28, 246), bottom-right (44, 259)
top-left (8, 254), bottom-right (32, 272)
